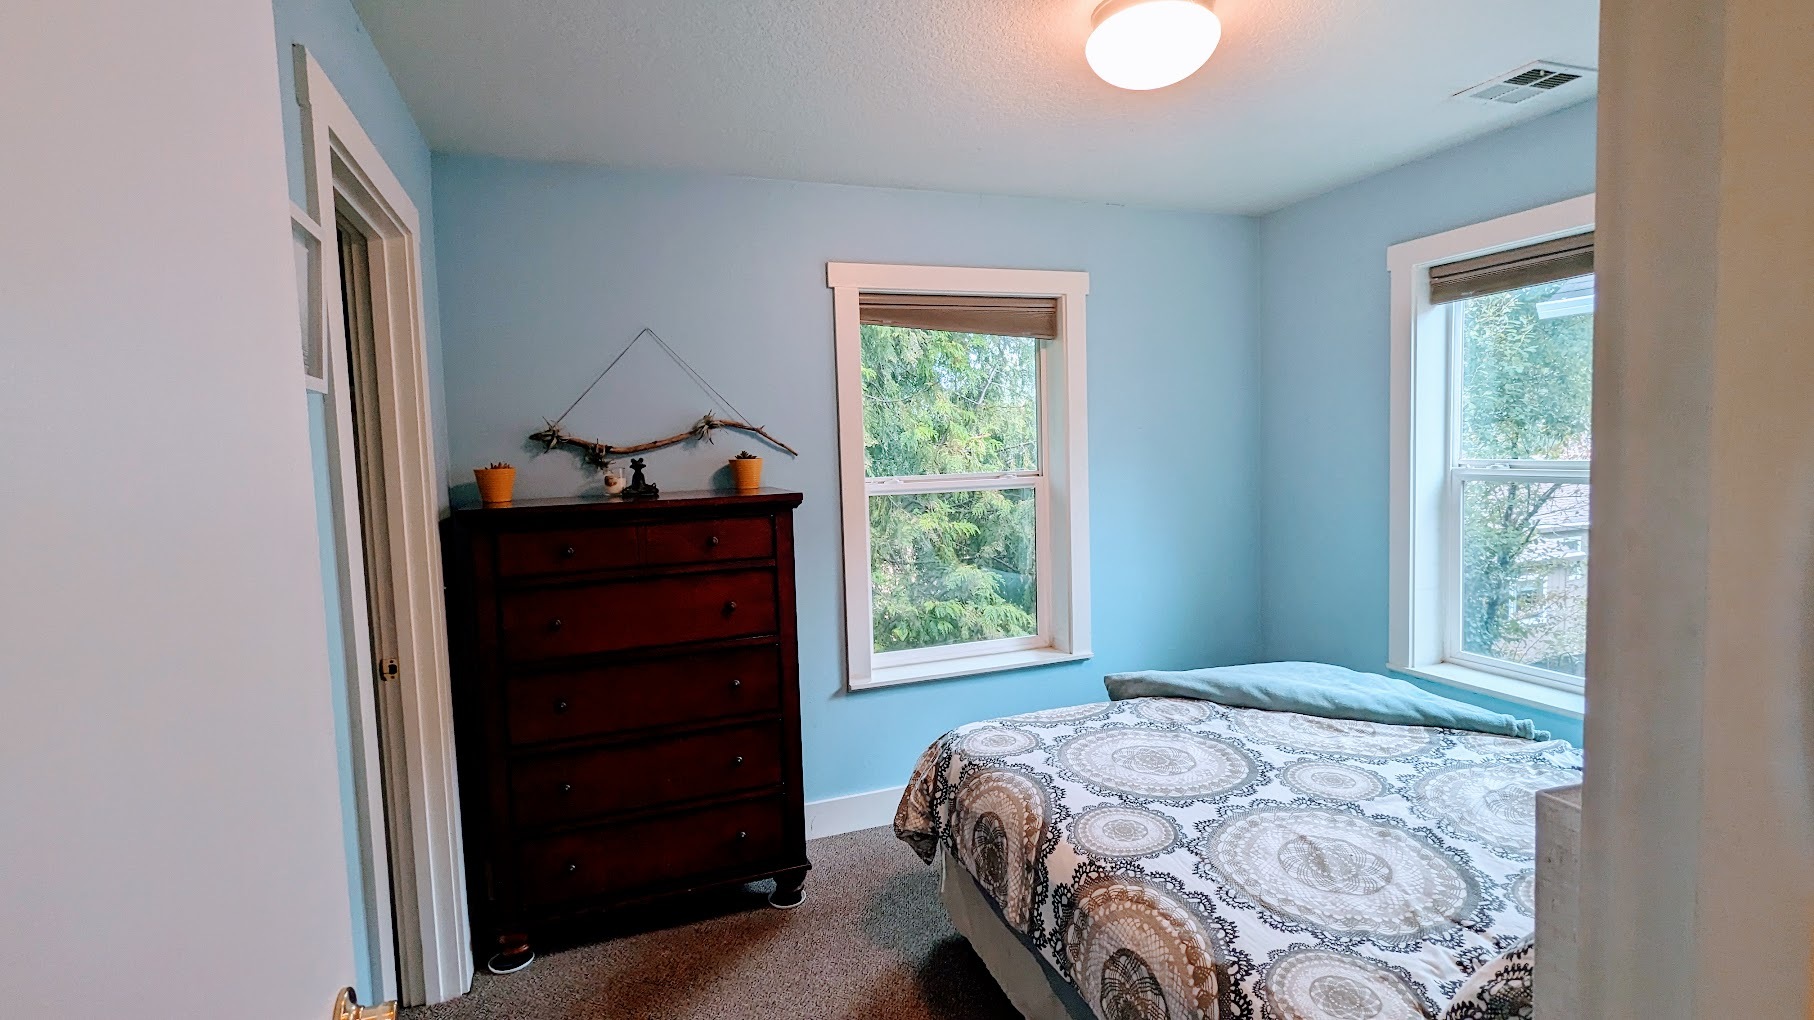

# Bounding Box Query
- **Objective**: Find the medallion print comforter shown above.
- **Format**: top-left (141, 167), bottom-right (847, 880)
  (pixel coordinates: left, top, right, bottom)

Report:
top-left (893, 696), bottom-right (1581, 1020)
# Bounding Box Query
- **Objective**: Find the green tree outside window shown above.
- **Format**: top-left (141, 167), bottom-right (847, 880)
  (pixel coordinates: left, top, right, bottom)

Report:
top-left (861, 325), bottom-right (1040, 653)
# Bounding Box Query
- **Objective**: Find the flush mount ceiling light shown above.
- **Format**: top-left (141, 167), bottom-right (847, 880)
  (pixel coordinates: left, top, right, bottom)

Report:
top-left (1085, 0), bottom-right (1222, 91)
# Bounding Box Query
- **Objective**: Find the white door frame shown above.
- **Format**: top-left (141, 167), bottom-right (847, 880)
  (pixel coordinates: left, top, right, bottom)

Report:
top-left (290, 45), bottom-right (472, 1006)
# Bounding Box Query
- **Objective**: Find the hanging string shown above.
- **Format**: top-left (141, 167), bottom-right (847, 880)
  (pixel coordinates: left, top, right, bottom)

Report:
top-left (550, 330), bottom-right (642, 427)
top-left (551, 327), bottom-right (755, 429)
top-left (641, 329), bottom-right (755, 426)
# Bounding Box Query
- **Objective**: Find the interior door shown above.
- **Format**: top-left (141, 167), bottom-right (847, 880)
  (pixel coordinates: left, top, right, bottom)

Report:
top-left (309, 214), bottom-right (404, 1004)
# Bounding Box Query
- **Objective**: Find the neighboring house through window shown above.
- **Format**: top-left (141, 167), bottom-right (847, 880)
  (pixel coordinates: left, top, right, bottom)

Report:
top-left (1387, 196), bottom-right (1594, 716)
top-left (828, 263), bottom-right (1091, 689)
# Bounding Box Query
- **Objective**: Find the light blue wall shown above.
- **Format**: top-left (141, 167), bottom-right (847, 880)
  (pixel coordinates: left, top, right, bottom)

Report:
top-left (432, 158), bottom-right (1263, 800)
top-left (1256, 101), bottom-right (1598, 745)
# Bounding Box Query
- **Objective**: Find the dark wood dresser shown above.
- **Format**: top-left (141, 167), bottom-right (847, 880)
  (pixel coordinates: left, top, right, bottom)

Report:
top-left (440, 489), bottom-right (808, 963)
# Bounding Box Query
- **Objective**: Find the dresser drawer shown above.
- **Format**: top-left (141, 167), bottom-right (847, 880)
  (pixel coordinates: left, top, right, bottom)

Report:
top-left (510, 721), bottom-right (783, 827)
top-left (519, 795), bottom-right (787, 906)
top-left (501, 569), bottom-right (778, 662)
top-left (640, 516), bottom-right (774, 566)
top-left (506, 646), bottom-right (782, 745)
top-left (496, 525), bottom-right (638, 578)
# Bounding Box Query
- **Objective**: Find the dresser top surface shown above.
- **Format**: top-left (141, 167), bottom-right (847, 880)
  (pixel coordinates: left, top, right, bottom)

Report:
top-left (451, 487), bottom-right (803, 521)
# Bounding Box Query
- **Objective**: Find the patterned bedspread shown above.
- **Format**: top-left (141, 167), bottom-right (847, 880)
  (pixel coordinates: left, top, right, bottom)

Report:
top-left (893, 697), bottom-right (1581, 1020)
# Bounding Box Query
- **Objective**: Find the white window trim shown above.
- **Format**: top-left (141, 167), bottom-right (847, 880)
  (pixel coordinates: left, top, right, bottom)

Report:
top-left (1386, 195), bottom-right (1595, 719)
top-left (828, 262), bottom-right (1092, 690)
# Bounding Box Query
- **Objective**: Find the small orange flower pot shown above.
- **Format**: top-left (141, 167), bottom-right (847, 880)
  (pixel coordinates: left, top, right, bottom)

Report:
top-left (474, 465), bottom-right (517, 506)
top-left (729, 457), bottom-right (763, 490)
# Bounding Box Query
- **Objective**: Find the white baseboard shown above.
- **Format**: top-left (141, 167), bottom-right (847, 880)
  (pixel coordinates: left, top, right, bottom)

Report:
top-left (804, 785), bottom-right (906, 839)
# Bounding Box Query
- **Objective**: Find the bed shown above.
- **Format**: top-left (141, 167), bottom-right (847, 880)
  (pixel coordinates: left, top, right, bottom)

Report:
top-left (894, 690), bottom-right (1580, 1020)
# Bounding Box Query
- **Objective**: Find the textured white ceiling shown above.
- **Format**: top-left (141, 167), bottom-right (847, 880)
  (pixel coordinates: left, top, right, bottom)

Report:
top-left (353, 0), bottom-right (1598, 214)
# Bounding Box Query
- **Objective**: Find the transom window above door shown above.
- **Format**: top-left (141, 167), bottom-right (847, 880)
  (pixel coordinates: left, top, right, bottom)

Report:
top-left (828, 264), bottom-right (1092, 689)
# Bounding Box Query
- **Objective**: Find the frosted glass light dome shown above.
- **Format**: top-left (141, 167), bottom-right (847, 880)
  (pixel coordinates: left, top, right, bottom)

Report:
top-left (1085, 0), bottom-right (1222, 91)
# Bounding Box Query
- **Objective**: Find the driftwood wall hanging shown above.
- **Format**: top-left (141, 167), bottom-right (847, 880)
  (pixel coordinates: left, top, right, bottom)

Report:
top-left (530, 327), bottom-right (799, 468)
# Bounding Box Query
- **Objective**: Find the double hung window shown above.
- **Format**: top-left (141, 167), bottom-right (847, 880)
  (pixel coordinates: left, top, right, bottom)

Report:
top-left (828, 265), bottom-right (1091, 689)
top-left (1389, 198), bottom-right (1595, 708)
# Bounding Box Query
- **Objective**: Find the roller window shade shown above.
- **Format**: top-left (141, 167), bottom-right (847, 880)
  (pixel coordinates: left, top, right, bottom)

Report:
top-left (1429, 232), bottom-right (1594, 304)
top-left (858, 293), bottom-right (1059, 340)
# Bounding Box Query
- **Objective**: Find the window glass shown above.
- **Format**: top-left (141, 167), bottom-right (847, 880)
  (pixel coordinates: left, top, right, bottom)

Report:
top-left (868, 488), bottom-right (1037, 653)
top-left (1460, 480), bottom-right (1590, 678)
top-left (1457, 274), bottom-right (1594, 462)
top-left (860, 325), bottom-right (1038, 477)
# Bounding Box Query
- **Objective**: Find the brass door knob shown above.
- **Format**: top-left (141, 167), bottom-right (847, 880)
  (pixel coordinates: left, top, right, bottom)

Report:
top-left (334, 987), bottom-right (397, 1020)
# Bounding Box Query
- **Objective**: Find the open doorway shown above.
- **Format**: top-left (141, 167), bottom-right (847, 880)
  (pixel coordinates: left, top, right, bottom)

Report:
top-left (291, 46), bottom-right (472, 1007)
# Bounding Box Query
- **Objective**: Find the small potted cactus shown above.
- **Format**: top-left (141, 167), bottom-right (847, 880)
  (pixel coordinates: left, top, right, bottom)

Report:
top-left (729, 450), bottom-right (763, 490)
top-left (474, 461), bottom-right (517, 506)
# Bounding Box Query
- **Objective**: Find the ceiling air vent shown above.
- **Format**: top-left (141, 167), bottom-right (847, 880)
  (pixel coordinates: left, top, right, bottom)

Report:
top-left (1455, 61), bottom-right (1596, 106)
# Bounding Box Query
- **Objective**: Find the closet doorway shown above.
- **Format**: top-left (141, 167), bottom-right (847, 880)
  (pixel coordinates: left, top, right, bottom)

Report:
top-left (291, 46), bottom-right (471, 1007)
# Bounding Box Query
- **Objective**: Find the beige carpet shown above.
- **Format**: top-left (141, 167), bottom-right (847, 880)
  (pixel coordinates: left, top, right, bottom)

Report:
top-left (404, 826), bottom-right (1021, 1020)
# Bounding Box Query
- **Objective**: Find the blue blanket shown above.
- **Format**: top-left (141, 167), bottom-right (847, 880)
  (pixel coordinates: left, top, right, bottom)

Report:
top-left (1104, 661), bottom-right (1550, 741)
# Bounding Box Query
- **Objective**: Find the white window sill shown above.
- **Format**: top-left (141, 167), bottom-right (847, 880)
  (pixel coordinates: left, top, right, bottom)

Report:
top-left (1396, 661), bottom-right (1585, 719)
top-left (853, 647), bottom-right (1093, 691)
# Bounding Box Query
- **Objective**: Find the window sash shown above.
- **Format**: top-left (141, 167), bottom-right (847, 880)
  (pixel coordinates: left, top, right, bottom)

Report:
top-left (874, 633), bottom-right (1050, 669)
top-left (1445, 649), bottom-right (1587, 692)
top-left (1440, 296), bottom-right (1591, 692)
top-left (864, 475), bottom-right (1053, 666)
top-left (860, 331), bottom-right (1046, 481)
top-left (1450, 464), bottom-right (1589, 483)
top-left (1443, 290), bottom-right (1589, 686)
top-left (858, 316), bottom-right (1050, 666)
top-left (864, 470), bottom-right (1042, 494)
top-left (1442, 461), bottom-right (1591, 693)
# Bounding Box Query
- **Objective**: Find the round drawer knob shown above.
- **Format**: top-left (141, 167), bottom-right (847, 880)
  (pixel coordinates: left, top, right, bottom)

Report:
top-left (729, 678), bottom-right (743, 689)
top-left (553, 699), bottom-right (570, 714)
top-left (558, 782), bottom-right (573, 795)
top-left (732, 755), bottom-right (745, 767)
top-left (560, 545), bottom-right (577, 558)
top-left (708, 535), bottom-right (721, 548)
top-left (564, 861), bottom-right (579, 874)
top-left (549, 618), bottom-right (564, 632)
top-left (723, 600), bottom-right (738, 614)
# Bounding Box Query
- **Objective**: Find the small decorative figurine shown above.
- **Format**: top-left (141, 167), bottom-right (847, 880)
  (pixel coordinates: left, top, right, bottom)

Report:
top-left (621, 457), bottom-right (660, 499)
top-left (601, 463), bottom-right (627, 495)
